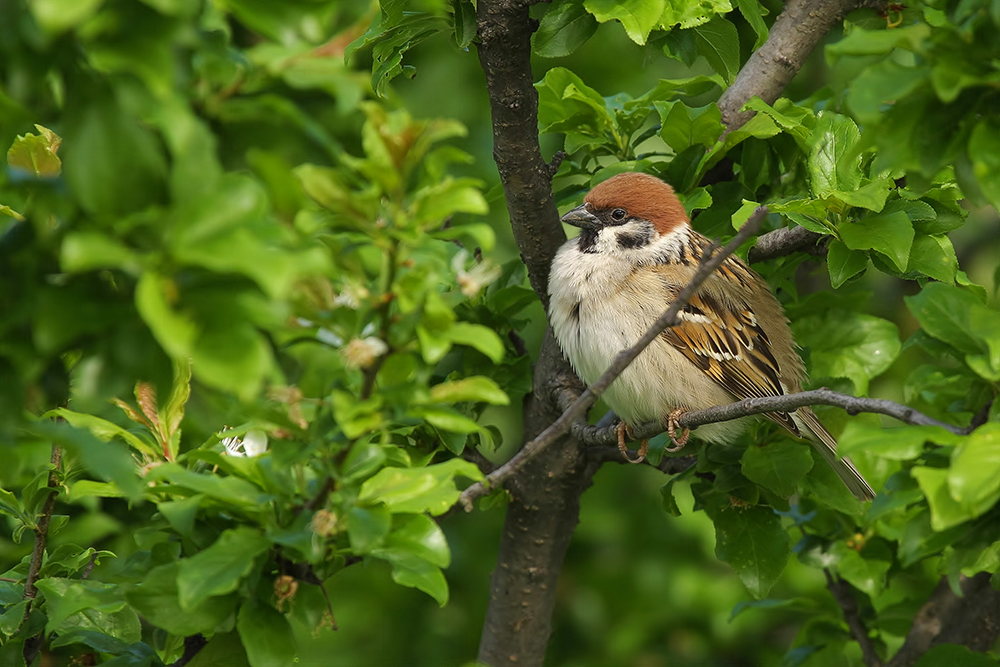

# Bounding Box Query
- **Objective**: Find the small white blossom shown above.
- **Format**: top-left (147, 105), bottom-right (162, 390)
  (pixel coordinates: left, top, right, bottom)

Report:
top-left (223, 429), bottom-right (269, 457)
top-left (341, 336), bottom-right (389, 369)
top-left (452, 249), bottom-right (502, 298)
top-left (333, 282), bottom-right (370, 309)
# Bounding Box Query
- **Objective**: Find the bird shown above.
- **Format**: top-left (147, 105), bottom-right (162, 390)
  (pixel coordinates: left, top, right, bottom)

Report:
top-left (547, 171), bottom-right (875, 501)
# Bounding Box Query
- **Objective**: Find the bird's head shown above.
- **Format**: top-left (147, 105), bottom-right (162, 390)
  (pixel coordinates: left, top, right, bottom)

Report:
top-left (561, 172), bottom-right (689, 255)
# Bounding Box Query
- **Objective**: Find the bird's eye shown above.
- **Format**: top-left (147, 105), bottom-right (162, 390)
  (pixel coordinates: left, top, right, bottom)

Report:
top-left (611, 208), bottom-right (627, 221)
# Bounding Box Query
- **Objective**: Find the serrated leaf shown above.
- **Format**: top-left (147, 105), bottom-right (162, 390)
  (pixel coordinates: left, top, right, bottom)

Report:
top-left (707, 505), bottom-right (789, 599)
top-left (35, 578), bottom-right (126, 635)
top-left (906, 234), bottom-right (957, 283)
top-left (6, 125), bottom-right (62, 177)
top-left (533, 0), bottom-right (598, 57)
top-left (808, 112), bottom-right (862, 196)
top-left (693, 18), bottom-right (740, 85)
top-left (741, 440), bottom-right (814, 498)
top-left (128, 563), bottom-right (238, 637)
top-left (912, 466), bottom-right (987, 531)
top-left (584, 0), bottom-right (665, 45)
top-left (949, 424), bottom-right (1000, 511)
top-left (177, 528), bottom-right (270, 611)
top-left (792, 311), bottom-right (900, 394)
top-left (237, 600), bottom-right (297, 667)
top-left (838, 210), bottom-right (914, 273)
top-left (827, 240), bottom-right (868, 288)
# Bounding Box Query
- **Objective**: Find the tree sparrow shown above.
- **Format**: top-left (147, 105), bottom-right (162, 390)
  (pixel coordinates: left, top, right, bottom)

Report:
top-left (547, 172), bottom-right (875, 501)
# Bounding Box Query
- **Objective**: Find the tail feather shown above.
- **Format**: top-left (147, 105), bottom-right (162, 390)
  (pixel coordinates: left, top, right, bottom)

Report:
top-left (795, 407), bottom-right (875, 501)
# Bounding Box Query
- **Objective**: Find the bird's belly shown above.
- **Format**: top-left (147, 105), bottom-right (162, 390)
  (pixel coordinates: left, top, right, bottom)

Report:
top-left (569, 297), bottom-right (744, 443)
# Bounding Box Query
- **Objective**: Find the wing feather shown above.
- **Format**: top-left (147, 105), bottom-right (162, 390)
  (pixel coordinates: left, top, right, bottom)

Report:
top-left (661, 282), bottom-right (800, 436)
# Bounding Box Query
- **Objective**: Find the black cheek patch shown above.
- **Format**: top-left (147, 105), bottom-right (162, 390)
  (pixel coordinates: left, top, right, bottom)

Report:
top-left (616, 228), bottom-right (653, 249)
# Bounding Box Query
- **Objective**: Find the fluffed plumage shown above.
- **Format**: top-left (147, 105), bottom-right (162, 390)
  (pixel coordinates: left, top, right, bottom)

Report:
top-left (547, 172), bottom-right (874, 501)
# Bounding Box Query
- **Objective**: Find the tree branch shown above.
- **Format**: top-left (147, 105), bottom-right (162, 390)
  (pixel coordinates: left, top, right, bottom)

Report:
top-left (474, 2), bottom-right (597, 665)
top-left (458, 206), bottom-right (768, 511)
top-left (748, 226), bottom-right (827, 263)
top-left (886, 573), bottom-right (1000, 667)
top-left (566, 387), bottom-right (968, 449)
top-left (826, 570), bottom-right (882, 667)
top-left (718, 0), bottom-right (888, 134)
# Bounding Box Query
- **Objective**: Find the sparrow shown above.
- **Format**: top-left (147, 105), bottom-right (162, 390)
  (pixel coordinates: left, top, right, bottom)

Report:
top-left (547, 172), bottom-right (875, 501)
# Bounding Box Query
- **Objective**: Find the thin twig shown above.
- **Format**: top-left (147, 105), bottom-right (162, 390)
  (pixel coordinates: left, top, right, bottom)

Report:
top-left (23, 446), bottom-right (62, 601)
top-left (571, 387), bottom-right (968, 448)
top-left (825, 570), bottom-right (882, 667)
top-left (21, 445), bottom-right (63, 664)
top-left (456, 207), bottom-right (769, 511)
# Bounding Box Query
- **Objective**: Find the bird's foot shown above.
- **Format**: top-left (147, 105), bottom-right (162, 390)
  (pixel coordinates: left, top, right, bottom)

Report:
top-left (616, 422), bottom-right (648, 464)
top-left (664, 408), bottom-right (690, 453)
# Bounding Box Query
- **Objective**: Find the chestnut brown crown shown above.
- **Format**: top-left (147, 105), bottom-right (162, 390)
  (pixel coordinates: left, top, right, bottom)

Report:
top-left (585, 172), bottom-right (689, 235)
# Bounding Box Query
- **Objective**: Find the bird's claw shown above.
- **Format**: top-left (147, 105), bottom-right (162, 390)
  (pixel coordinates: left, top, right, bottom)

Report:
top-left (665, 408), bottom-right (690, 453)
top-left (616, 422), bottom-right (648, 464)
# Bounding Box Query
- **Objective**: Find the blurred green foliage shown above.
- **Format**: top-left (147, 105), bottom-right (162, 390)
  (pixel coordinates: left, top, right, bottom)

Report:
top-left (0, 0), bottom-right (998, 665)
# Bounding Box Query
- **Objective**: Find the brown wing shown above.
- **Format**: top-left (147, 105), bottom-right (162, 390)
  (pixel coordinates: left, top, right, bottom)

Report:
top-left (661, 285), bottom-right (802, 436)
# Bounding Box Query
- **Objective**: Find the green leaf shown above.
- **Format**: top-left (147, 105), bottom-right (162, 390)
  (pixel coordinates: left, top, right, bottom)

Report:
top-left (417, 406), bottom-right (482, 434)
top-left (430, 376), bottom-right (509, 405)
top-left (63, 97), bottom-right (168, 216)
top-left (906, 282), bottom-right (1000, 380)
top-left (827, 240), bottom-right (868, 288)
top-left (949, 424), bottom-right (1000, 512)
top-left (358, 459), bottom-right (484, 515)
top-left (146, 464), bottom-right (266, 510)
top-left (6, 125), bottom-right (62, 177)
top-left (27, 0), bottom-right (103, 33)
top-left (831, 540), bottom-right (892, 597)
top-left (157, 495), bottom-right (202, 539)
top-left (735, 0), bottom-right (768, 48)
top-left (912, 466), bottom-right (988, 531)
top-left (128, 563), bottom-right (238, 636)
top-left (450, 0), bottom-right (477, 49)
top-left (583, 0), bottom-right (665, 45)
top-left (741, 440), bottom-right (814, 498)
top-left (533, 0), bottom-right (598, 57)
top-left (347, 506), bottom-right (392, 554)
top-left (801, 449), bottom-right (865, 516)
top-left (826, 178), bottom-right (893, 212)
top-left (237, 600), bottom-right (297, 667)
top-left (535, 67), bottom-right (612, 136)
top-left (411, 177), bottom-right (488, 227)
top-left (28, 421), bottom-right (144, 501)
top-left (906, 234), bottom-right (957, 283)
top-left (136, 271), bottom-right (198, 360)
top-left (381, 551), bottom-right (450, 606)
top-left (913, 644), bottom-right (1000, 667)
top-left (48, 408), bottom-right (159, 459)
top-left (792, 311), bottom-right (900, 394)
top-left (177, 527), bottom-right (270, 611)
top-left (445, 323), bottom-right (505, 363)
top-left (692, 18), bottom-right (740, 85)
top-left (379, 514), bottom-right (450, 568)
top-left (185, 632), bottom-right (251, 667)
top-left (35, 578), bottom-right (126, 635)
top-left (808, 112), bottom-right (862, 196)
top-left (837, 422), bottom-right (960, 461)
top-left (706, 504), bottom-right (789, 599)
top-left (838, 210), bottom-right (914, 273)
top-left (61, 232), bottom-right (141, 274)
top-left (969, 118), bottom-right (1000, 211)
top-left (656, 102), bottom-right (724, 153)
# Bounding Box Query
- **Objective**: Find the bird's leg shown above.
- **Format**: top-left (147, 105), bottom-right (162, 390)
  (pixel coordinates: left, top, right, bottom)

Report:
top-left (664, 408), bottom-right (690, 453)
top-left (615, 422), bottom-right (648, 464)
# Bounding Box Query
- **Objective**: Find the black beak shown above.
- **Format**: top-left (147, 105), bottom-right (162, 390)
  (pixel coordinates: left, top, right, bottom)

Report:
top-left (560, 204), bottom-right (602, 230)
